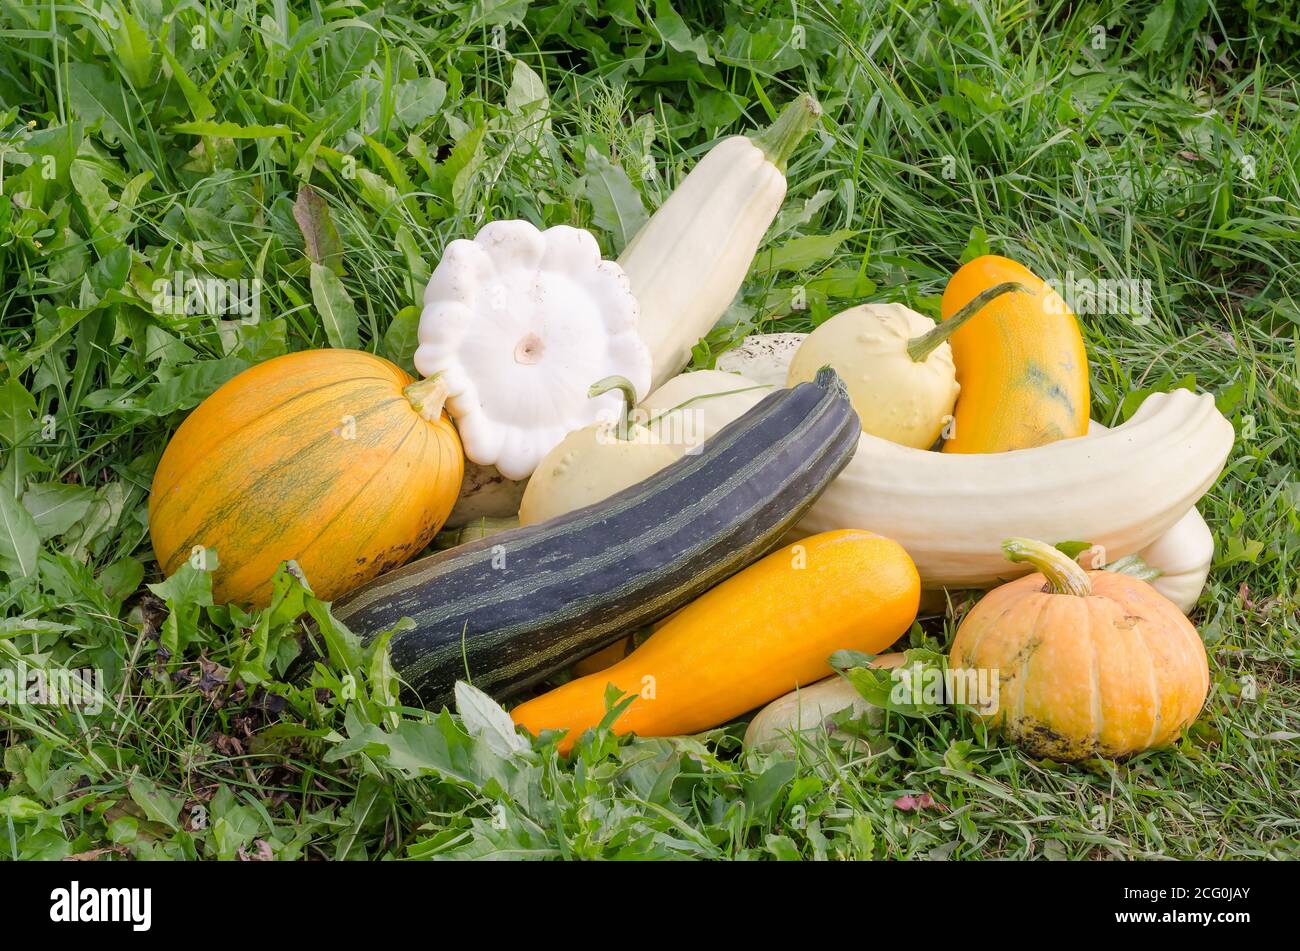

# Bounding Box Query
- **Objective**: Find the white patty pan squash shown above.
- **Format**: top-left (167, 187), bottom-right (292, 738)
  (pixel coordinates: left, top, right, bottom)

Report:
top-left (788, 302), bottom-right (960, 449)
top-left (415, 220), bottom-right (651, 480)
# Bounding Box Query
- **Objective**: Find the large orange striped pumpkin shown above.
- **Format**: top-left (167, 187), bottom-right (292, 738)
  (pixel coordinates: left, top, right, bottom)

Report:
top-left (149, 349), bottom-right (463, 607)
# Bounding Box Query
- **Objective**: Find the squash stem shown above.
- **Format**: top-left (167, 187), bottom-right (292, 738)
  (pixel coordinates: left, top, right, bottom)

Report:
top-left (1002, 537), bottom-right (1093, 597)
top-left (589, 375), bottom-right (639, 441)
top-left (906, 282), bottom-right (1031, 362)
top-left (403, 373), bottom-right (449, 422)
top-left (751, 93), bottom-right (822, 173)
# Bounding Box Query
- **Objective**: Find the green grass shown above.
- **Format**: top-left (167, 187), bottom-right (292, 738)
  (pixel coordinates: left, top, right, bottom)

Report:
top-left (1, 0), bottom-right (1298, 859)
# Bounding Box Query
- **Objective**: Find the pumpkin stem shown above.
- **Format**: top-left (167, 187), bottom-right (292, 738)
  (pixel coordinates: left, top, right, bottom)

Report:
top-left (588, 375), bottom-right (639, 441)
top-left (404, 373), bottom-right (449, 422)
top-left (1002, 537), bottom-right (1093, 597)
top-left (751, 93), bottom-right (822, 173)
top-left (906, 282), bottom-right (1031, 362)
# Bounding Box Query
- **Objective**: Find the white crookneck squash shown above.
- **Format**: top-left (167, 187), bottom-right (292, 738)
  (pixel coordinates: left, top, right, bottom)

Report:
top-left (443, 370), bottom-right (774, 528)
top-left (416, 220), bottom-right (651, 480)
top-left (656, 365), bottom-right (1232, 606)
top-left (620, 94), bottom-right (822, 390)
top-left (519, 376), bottom-right (678, 526)
top-left (787, 388), bottom-right (1232, 592)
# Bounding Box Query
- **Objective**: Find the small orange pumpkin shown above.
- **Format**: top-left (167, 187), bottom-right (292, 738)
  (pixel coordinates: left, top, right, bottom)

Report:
top-left (149, 349), bottom-right (463, 607)
top-left (949, 538), bottom-right (1209, 761)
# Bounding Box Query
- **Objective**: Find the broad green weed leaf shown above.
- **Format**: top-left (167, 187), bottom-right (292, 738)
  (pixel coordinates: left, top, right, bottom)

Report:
top-left (744, 759), bottom-right (797, 819)
top-left (142, 357), bottom-right (249, 416)
top-left (383, 305), bottom-right (420, 371)
top-left (653, 0), bottom-right (714, 65)
top-left (128, 775), bottom-right (182, 831)
top-left (0, 796), bottom-right (45, 820)
top-left (0, 378), bottom-right (37, 448)
top-left (310, 263), bottom-right (361, 349)
top-left (455, 681), bottom-right (530, 756)
top-left (67, 63), bottom-right (146, 165)
top-left (98, 556), bottom-right (144, 605)
top-left (583, 145), bottom-right (648, 252)
top-left (0, 491), bottom-right (40, 578)
top-left (110, 4), bottom-right (157, 89)
top-left (159, 45), bottom-right (216, 121)
top-left (21, 483), bottom-right (95, 539)
top-left (171, 120), bottom-right (293, 138)
top-left (393, 77), bottom-right (447, 127)
top-left (0, 618), bottom-right (77, 637)
top-left (759, 229), bottom-right (855, 273)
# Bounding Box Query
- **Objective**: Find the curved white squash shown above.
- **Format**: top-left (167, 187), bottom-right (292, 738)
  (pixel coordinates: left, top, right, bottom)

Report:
top-left (792, 390), bottom-right (1232, 588)
top-left (916, 504), bottom-right (1213, 615)
top-left (658, 364), bottom-right (1233, 594)
top-left (621, 96), bottom-right (821, 390)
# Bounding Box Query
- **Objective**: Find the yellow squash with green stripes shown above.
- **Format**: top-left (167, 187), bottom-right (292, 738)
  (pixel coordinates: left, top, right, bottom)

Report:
top-left (940, 255), bottom-right (1090, 453)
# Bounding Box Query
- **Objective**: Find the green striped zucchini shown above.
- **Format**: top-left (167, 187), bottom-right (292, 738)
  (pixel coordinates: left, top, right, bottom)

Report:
top-left (331, 368), bottom-right (860, 707)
